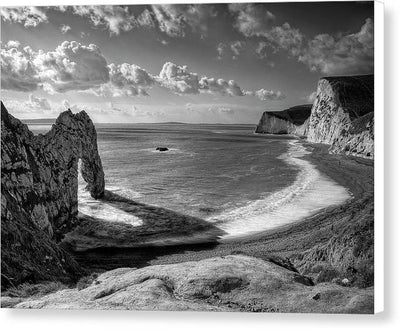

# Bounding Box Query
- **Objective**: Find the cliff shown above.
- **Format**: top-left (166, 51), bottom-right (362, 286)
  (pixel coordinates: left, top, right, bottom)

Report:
top-left (307, 75), bottom-right (374, 158)
top-left (255, 105), bottom-right (312, 136)
top-left (1, 102), bottom-right (105, 288)
top-left (255, 75), bottom-right (374, 158)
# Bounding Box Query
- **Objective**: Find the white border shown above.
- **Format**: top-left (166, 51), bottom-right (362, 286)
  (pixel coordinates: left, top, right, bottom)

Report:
top-left (374, 0), bottom-right (384, 314)
top-left (1, 0), bottom-right (398, 329)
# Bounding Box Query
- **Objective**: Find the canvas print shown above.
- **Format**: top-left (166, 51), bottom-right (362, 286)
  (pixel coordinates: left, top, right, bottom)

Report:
top-left (1, 2), bottom-right (375, 313)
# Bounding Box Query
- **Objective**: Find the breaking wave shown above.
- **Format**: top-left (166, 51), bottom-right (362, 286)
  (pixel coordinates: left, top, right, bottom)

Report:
top-left (209, 140), bottom-right (351, 239)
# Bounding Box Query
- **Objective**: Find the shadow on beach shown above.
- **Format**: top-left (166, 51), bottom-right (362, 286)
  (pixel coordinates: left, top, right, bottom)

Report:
top-left (61, 190), bottom-right (225, 271)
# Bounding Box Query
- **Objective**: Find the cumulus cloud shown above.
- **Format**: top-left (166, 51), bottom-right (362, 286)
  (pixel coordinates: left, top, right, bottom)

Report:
top-left (1, 41), bottom-right (109, 93)
top-left (0, 6), bottom-right (48, 27)
top-left (228, 3), bottom-right (275, 37)
top-left (157, 62), bottom-right (248, 97)
top-left (1, 40), bottom-right (284, 102)
top-left (70, 5), bottom-right (136, 35)
top-left (217, 41), bottom-right (246, 60)
top-left (247, 89), bottom-right (286, 101)
top-left (1, 43), bottom-right (41, 92)
top-left (265, 23), bottom-right (304, 56)
top-left (199, 77), bottom-right (245, 96)
top-left (255, 42), bottom-right (269, 59)
top-left (60, 24), bottom-right (71, 34)
top-left (90, 63), bottom-right (155, 97)
top-left (158, 62), bottom-right (200, 94)
top-left (151, 4), bottom-right (216, 37)
top-left (33, 41), bottom-right (109, 93)
top-left (298, 18), bottom-right (374, 75)
top-left (136, 9), bottom-right (155, 27)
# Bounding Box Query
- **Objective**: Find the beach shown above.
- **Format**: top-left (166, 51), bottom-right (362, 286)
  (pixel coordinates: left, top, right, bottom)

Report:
top-left (68, 140), bottom-right (374, 289)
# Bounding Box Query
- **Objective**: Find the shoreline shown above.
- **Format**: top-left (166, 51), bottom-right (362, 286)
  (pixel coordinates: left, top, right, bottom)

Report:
top-left (138, 141), bottom-right (374, 277)
top-left (68, 140), bottom-right (373, 282)
top-left (214, 139), bottom-right (351, 240)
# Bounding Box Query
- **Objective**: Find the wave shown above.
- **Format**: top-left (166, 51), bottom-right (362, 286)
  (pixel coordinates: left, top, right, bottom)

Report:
top-left (208, 140), bottom-right (351, 239)
top-left (78, 180), bottom-right (143, 227)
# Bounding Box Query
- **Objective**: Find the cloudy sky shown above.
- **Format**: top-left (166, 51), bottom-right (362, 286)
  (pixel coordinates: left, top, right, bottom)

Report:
top-left (1, 2), bottom-right (374, 123)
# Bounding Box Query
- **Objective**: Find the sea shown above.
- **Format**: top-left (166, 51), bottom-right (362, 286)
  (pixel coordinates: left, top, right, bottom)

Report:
top-left (29, 123), bottom-right (351, 240)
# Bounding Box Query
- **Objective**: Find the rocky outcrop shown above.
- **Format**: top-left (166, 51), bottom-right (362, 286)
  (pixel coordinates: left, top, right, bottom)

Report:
top-left (255, 75), bottom-right (374, 159)
top-left (307, 75), bottom-right (374, 158)
top-left (1, 102), bottom-right (105, 288)
top-left (13, 255), bottom-right (373, 313)
top-left (255, 105), bottom-right (312, 136)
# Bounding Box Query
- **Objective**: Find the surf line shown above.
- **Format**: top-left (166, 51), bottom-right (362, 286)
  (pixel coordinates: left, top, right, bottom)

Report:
top-left (209, 140), bottom-right (351, 240)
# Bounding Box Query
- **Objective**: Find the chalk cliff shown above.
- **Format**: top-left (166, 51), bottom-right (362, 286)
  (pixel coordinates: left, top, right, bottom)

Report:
top-left (255, 105), bottom-right (312, 137)
top-left (307, 75), bottom-right (374, 158)
top-left (255, 75), bottom-right (374, 158)
top-left (1, 102), bottom-right (105, 288)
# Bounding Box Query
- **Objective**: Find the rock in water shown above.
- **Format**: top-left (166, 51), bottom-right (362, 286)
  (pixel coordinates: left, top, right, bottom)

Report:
top-left (1, 102), bottom-right (105, 288)
top-left (307, 75), bottom-right (374, 158)
top-left (156, 147), bottom-right (169, 152)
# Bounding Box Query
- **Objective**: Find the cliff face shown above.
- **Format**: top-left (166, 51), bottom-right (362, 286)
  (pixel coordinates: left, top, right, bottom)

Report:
top-left (1, 102), bottom-right (105, 288)
top-left (307, 75), bottom-right (374, 158)
top-left (255, 75), bottom-right (374, 159)
top-left (255, 105), bottom-right (311, 137)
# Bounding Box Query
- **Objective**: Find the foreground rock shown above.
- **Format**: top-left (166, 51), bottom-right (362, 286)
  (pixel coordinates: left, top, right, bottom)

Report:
top-left (255, 104), bottom-right (312, 136)
top-left (1, 102), bottom-right (104, 288)
top-left (14, 255), bottom-right (373, 313)
top-left (307, 75), bottom-right (374, 158)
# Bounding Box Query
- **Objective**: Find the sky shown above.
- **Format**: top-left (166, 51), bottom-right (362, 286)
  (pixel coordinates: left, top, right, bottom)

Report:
top-left (1, 2), bottom-right (374, 123)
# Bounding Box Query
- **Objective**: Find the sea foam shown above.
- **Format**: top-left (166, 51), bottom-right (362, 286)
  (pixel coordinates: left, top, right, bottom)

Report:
top-left (209, 140), bottom-right (351, 239)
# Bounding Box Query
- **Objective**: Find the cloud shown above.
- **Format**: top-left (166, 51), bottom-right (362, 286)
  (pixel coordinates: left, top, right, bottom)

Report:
top-left (70, 5), bottom-right (136, 35)
top-left (298, 18), bottom-right (374, 75)
top-left (255, 42), bottom-right (269, 59)
top-left (199, 77), bottom-right (245, 96)
top-left (62, 99), bottom-right (71, 109)
top-left (136, 9), bottom-right (155, 27)
top-left (157, 62), bottom-right (248, 97)
top-left (33, 41), bottom-right (110, 93)
top-left (151, 4), bottom-right (216, 37)
top-left (2, 95), bottom-right (56, 117)
top-left (0, 6), bottom-right (48, 27)
top-left (90, 63), bottom-right (155, 97)
top-left (217, 41), bottom-right (246, 60)
top-left (27, 94), bottom-right (51, 110)
top-left (247, 89), bottom-right (286, 101)
top-left (228, 3), bottom-right (275, 37)
top-left (60, 24), bottom-right (71, 34)
top-left (1, 40), bottom-right (283, 101)
top-left (217, 107), bottom-right (235, 115)
top-left (1, 40), bottom-right (109, 93)
top-left (1, 43), bottom-right (41, 92)
top-left (265, 23), bottom-right (304, 56)
top-left (158, 62), bottom-right (200, 94)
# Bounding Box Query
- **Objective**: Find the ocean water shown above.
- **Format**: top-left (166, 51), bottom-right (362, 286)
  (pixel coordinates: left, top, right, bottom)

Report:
top-left (29, 123), bottom-right (351, 240)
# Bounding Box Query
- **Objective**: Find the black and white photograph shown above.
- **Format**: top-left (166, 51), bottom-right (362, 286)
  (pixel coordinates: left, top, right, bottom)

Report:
top-left (0, 1), bottom-right (380, 315)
